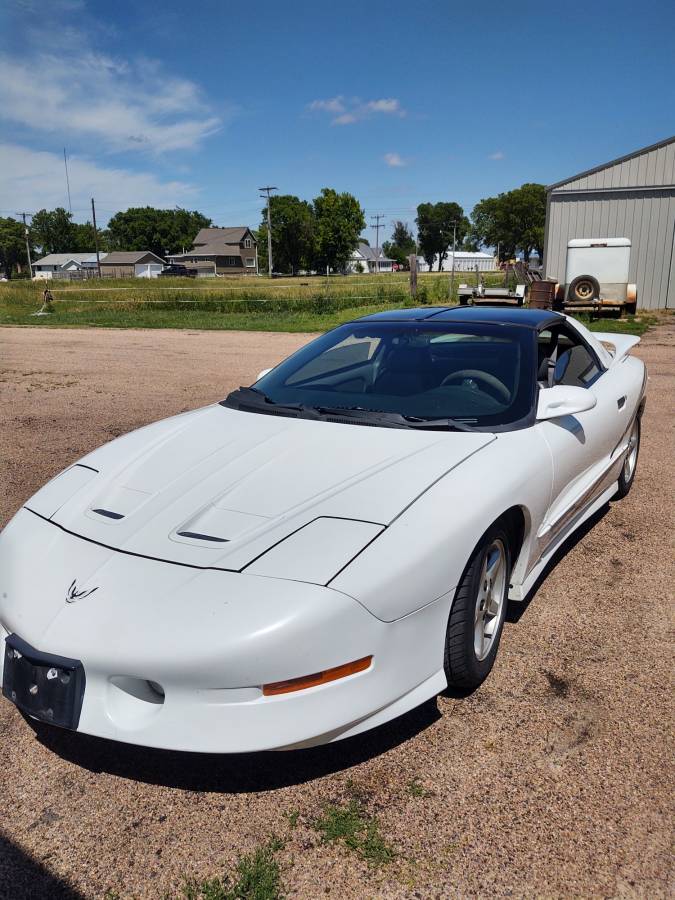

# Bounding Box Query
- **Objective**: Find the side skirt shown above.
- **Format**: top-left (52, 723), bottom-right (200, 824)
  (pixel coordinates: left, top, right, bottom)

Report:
top-left (508, 482), bottom-right (618, 602)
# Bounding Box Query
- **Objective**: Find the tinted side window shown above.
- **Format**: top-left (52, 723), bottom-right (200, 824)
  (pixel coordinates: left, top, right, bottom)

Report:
top-left (553, 333), bottom-right (601, 388)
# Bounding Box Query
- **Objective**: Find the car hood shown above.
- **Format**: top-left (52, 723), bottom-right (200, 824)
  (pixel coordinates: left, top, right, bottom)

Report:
top-left (25, 404), bottom-right (495, 570)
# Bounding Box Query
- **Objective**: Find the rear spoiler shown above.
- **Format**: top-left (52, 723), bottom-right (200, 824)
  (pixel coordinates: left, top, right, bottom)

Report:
top-left (593, 332), bottom-right (640, 366)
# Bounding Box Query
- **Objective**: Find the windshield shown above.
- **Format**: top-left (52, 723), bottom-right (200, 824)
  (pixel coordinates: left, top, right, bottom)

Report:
top-left (226, 321), bottom-right (536, 430)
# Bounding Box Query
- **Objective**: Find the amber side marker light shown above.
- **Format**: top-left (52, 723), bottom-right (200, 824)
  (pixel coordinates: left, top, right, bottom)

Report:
top-left (262, 655), bottom-right (373, 697)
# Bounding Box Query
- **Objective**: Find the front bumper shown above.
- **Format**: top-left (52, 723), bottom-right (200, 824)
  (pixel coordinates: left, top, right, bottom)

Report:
top-left (0, 509), bottom-right (449, 752)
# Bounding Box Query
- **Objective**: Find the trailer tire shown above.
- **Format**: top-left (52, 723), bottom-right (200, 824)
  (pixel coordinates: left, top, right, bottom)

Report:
top-left (567, 275), bottom-right (600, 303)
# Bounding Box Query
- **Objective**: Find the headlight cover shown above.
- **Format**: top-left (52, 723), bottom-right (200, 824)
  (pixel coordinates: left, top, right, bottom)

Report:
top-left (24, 464), bottom-right (98, 519)
top-left (244, 516), bottom-right (384, 586)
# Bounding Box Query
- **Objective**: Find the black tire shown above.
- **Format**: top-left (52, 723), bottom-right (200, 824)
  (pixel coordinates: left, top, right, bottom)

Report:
top-left (444, 522), bottom-right (512, 691)
top-left (614, 417), bottom-right (641, 499)
top-left (567, 274), bottom-right (600, 303)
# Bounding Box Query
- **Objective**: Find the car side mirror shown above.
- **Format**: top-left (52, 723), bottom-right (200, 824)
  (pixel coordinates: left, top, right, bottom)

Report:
top-left (255, 368), bottom-right (272, 382)
top-left (536, 385), bottom-right (597, 420)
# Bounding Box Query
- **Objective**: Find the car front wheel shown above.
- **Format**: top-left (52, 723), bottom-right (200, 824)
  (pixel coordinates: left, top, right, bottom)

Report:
top-left (444, 523), bottom-right (511, 691)
top-left (615, 417), bottom-right (641, 499)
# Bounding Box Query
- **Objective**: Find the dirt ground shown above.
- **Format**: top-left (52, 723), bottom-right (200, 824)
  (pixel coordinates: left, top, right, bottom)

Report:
top-left (0, 324), bottom-right (673, 899)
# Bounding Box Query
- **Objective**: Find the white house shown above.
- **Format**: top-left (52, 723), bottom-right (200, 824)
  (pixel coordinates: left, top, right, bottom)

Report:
top-left (417, 251), bottom-right (498, 273)
top-left (347, 243), bottom-right (394, 274)
top-left (32, 253), bottom-right (104, 279)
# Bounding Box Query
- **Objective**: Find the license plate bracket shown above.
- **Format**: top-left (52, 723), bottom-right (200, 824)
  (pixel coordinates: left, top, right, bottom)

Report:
top-left (2, 634), bottom-right (85, 730)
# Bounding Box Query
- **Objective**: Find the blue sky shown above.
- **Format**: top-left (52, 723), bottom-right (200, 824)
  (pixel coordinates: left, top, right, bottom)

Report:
top-left (1, 0), bottom-right (673, 242)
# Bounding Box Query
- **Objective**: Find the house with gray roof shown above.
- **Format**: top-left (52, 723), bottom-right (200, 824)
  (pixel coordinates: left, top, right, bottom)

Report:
top-left (32, 253), bottom-right (103, 279)
top-left (168, 227), bottom-right (258, 276)
top-left (347, 242), bottom-right (394, 274)
top-left (98, 251), bottom-right (165, 278)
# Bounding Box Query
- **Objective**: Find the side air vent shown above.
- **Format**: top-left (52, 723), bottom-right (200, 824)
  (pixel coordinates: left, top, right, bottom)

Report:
top-left (92, 508), bottom-right (125, 520)
top-left (176, 531), bottom-right (229, 543)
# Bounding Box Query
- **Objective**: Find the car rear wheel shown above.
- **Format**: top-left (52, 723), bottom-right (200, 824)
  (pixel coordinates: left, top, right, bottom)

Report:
top-left (444, 523), bottom-right (511, 691)
top-left (615, 417), bottom-right (640, 499)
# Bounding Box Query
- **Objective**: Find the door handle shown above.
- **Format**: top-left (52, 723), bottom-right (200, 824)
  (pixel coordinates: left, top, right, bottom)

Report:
top-left (617, 396), bottom-right (626, 409)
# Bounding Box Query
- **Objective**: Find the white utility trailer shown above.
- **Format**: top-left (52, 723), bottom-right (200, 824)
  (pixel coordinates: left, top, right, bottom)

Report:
top-left (563, 238), bottom-right (637, 313)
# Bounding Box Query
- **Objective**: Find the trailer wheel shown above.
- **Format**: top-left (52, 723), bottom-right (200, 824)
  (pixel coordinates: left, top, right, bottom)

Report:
top-left (567, 275), bottom-right (600, 303)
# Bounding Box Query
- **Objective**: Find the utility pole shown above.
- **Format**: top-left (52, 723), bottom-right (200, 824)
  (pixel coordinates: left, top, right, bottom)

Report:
top-left (91, 197), bottom-right (101, 277)
top-left (19, 213), bottom-right (33, 278)
top-left (63, 148), bottom-right (72, 214)
top-left (258, 186), bottom-right (277, 277)
top-left (370, 214), bottom-right (385, 273)
top-left (448, 221), bottom-right (457, 300)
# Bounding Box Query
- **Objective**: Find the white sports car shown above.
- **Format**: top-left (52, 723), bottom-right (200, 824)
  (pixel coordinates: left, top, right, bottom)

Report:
top-left (0, 307), bottom-right (645, 753)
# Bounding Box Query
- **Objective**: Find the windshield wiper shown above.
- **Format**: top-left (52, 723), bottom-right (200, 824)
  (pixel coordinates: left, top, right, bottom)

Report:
top-left (223, 386), bottom-right (306, 415)
top-left (401, 415), bottom-right (479, 432)
top-left (312, 406), bottom-right (479, 432)
top-left (225, 392), bottom-right (480, 432)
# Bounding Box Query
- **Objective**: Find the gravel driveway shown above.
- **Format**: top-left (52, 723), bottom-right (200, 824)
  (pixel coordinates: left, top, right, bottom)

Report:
top-left (1, 323), bottom-right (673, 899)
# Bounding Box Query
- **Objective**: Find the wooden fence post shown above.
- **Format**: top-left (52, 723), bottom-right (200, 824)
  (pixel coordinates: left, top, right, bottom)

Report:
top-left (409, 255), bottom-right (417, 299)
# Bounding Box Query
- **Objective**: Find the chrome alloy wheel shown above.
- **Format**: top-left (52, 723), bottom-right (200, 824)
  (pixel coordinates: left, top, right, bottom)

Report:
top-left (623, 420), bottom-right (639, 483)
top-left (474, 539), bottom-right (507, 661)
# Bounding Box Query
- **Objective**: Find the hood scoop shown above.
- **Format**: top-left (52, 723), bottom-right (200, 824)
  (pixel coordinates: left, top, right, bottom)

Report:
top-left (86, 485), bottom-right (151, 525)
top-left (176, 530), bottom-right (228, 543)
top-left (92, 508), bottom-right (125, 520)
top-left (171, 506), bottom-right (270, 549)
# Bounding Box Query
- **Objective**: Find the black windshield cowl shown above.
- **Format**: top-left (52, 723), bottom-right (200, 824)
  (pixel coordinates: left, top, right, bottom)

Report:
top-left (313, 406), bottom-right (479, 432)
top-left (223, 390), bottom-right (478, 432)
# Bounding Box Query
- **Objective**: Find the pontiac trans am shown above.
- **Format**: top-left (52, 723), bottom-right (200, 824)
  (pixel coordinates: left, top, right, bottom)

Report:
top-left (0, 307), bottom-right (646, 752)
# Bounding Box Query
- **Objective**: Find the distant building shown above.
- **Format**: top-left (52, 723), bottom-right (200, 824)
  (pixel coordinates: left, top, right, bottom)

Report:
top-left (32, 253), bottom-right (101, 279)
top-left (169, 227), bottom-right (258, 275)
top-left (417, 251), bottom-right (498, 273)
top-left (98, 251), bottom-right (165, 278)
top-left (347, 243), bottom-right (394, 273)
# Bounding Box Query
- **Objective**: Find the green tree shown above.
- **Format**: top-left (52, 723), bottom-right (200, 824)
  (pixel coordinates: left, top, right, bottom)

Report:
top-left (0, 216), bottom-right (31, 277)
top-left (260, 194), bottom-right (315, 274)
top-left (106, 207), bottom-right (211, 257)
top-left (383, 220), bottom-right (416, 268)
top-left (416, 203), bottom-right (469, 271)
top-left (470, 183), bottom-right (546, 261)
top-left (30, 207), bottom-right (76, 254)
top-left (312, 188), bottom-right (366, 272)
top-left (70, 221), bottom-right (110, 253)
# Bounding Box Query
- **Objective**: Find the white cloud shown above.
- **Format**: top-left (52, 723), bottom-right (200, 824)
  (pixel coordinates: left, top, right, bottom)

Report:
top-left (488, 150), bottom-right (505, 160)
top-left (383, 152), bottom-right (406, 167)
top-left (0, 50), bottom-right (225, 154)
top-left (0, 143), bottom-right (199, 223)
top-left (308, 96), bottom-right (406, 126)
top-left (308, 97), bottom-right (346, 114)
top-left (365, 99), bottom-right (402, 115)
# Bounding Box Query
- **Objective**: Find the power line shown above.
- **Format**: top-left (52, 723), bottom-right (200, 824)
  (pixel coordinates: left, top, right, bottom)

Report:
top-left (258, 186), bottom-right (277, 277)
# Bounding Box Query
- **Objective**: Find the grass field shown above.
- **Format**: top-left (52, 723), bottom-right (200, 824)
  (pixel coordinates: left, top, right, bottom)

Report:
top-left (0, 272), bottom-right (658, 335)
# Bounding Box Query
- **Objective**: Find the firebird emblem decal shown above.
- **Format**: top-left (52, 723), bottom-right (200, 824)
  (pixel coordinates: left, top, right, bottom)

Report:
top-left (65, 579), bottom-right (99, 604)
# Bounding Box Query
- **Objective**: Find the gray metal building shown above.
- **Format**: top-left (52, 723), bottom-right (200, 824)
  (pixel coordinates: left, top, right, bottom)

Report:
top-left (543, 136), bottom-right (675, 310)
